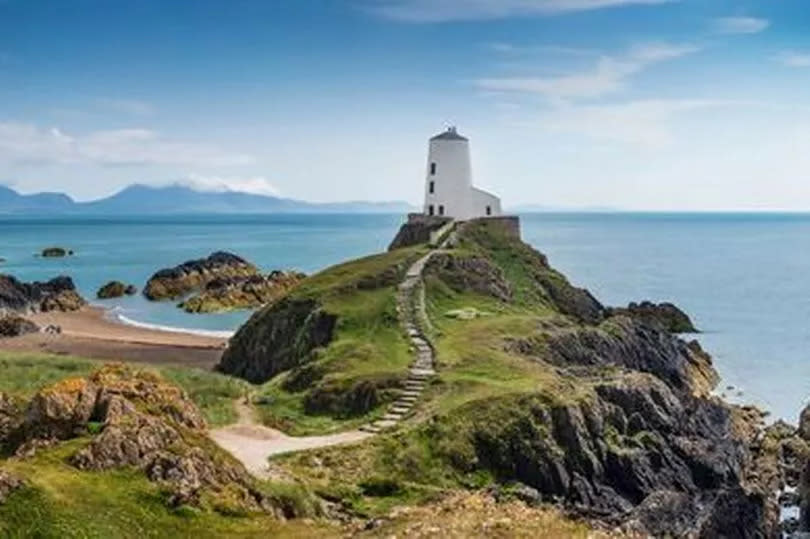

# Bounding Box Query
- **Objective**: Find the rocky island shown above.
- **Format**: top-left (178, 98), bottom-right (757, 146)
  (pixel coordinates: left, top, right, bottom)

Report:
top-left (143, 251), bottom-right (259, 301)
top-left (40, 247), bottom-right (73, 258)
top-left (96, 281), bottom-right (137, 299)
top-left (0, 274), bottom-right (86, 315)
top-left (179, 270), bottom-right (305, 313)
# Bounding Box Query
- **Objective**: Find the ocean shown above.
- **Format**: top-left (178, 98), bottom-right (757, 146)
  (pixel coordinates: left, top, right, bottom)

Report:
top-left (1, 212), bottom-right (808, 421)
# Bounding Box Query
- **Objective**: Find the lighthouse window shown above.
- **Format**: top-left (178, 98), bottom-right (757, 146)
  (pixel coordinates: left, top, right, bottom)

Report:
top-left (429, 181), bottom-right (435, 194)
top-left (438, 205), bottom-right (445, 216)
top-left (430, 162), bottom-right (436, 175)
top-left (428, 205), bottom-right (435, 216)
top-left (486, 205), bottom-right (492, 216)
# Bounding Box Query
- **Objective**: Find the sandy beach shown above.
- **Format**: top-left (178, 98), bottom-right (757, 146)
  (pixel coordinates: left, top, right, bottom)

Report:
top-left (0, 306), bottom-right (227, 369)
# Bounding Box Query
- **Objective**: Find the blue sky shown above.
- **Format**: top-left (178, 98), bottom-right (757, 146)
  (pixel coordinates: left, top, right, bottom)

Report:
top-left (2, 0), bottom-right (810, 209)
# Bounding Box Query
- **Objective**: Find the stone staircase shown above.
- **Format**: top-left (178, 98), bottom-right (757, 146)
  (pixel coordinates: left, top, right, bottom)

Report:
top-left (360, 249), bottom-right (441, 434)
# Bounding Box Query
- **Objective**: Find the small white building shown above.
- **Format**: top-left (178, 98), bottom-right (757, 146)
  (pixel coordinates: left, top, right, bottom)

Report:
top-left (422, 127), bottom-right (501, 220)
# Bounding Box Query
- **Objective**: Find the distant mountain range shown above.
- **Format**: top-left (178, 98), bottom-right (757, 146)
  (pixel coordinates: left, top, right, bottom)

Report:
top-left (0, 184), bottom-right (415, 215)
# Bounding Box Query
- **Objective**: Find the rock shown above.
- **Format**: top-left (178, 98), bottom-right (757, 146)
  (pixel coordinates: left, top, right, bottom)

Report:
top-left (799, 404), bottom-right (810, 441)
top-left (179, 270), bottom-right (305, 313)
top-left (388, 214), bottom-right (452, 250)
top-left (217, 297), bottom-right (337, 383)
top-left (41, 247), bottom-right (71, 257)
top-left (0, 274), bottom-right (86, 315)
top-left (0, 393), bottom-right (20, 445)
top-left (5, 364), bottom-right (285, 515)
top-left (0, 315), bottom-right (39, 337)
top-left (0, 469), bottom-right (23, 504)
top-left (144, 251), bottom-right (258, 301)
top-left (97, 280), bottom-right (137, 299)
top-left (607, 301), bottom-right (698, 333)
top-left (426, 253), bottom-right (513, 303)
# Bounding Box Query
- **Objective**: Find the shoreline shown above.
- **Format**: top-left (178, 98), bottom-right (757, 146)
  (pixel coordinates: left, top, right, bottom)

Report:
top-left (0, 306), bottom-right (227, 370)
top-left (27, 306), bottom-right (228, 349)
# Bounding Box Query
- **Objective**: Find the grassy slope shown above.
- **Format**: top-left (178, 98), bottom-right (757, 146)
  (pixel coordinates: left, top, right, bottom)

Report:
top-left (252, 246), bottom-right (427, 435)
top-left (267, 222), bottom-right (604, 533)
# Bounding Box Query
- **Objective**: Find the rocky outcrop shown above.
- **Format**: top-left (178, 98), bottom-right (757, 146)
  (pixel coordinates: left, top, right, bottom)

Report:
top-left (388, 214), bottom-right (452, 251)
top-left (96, 281), bottom-right (137, 299)
top-left (217, 297), bottom-right (337, 383)
top-left (4, 365), bottom-right (287, 515)
top-left (607, 301), bottom-right (698, 333)
top-left (507, 315), bottom-right (717, 396)
top-left (0, 315), bottom-right (39, 337)
top-left (0, 274), bottom-right (86, 315)
top-left (425, 253), bottom-right (512, 302)
top-left (41, 247), bottom-right (73, 258)
top-left (144, 251), bottom-right (258, 301)
top-left (179, 270), bottom-right (305, 313)
top-left (432, 370), bottom-right (778, 537)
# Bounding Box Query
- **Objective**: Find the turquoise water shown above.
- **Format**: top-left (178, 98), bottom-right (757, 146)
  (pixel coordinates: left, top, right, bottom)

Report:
top-left (1, 212), bottom-right (808, 421)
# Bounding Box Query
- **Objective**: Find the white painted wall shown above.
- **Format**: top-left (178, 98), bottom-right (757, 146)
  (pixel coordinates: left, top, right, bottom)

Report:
top-left (423, 134), bottom-right (473, 219)
top-left (422, 127), bottom-right (502, 220)
top-left (471, 187), bottom-right (501, 217)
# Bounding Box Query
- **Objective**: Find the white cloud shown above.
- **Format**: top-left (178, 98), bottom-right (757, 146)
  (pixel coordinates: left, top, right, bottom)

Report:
top-left (775, 50), bottom-right (810, 68)
top-left (712, 16), bottom-right (770, 35)
top-left (365, 0), bottom-right (675, 22)
top-left (476, 42), bottom-right (699, 100)
top-left (0, 123), bottom-right (253, 167)
top-left (97, 98), bottom-right (154, 117)
top-left (180, 174), bottom-right (281, 196)
top-left (542, 99), bottom-right (733, 147)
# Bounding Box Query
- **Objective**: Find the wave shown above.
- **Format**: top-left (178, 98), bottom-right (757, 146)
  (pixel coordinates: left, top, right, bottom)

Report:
top-left (114, 313), bottom-right (235, 339)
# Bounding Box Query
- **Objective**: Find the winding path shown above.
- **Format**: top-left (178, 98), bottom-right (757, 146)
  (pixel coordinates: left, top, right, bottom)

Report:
top-left (210, 224), bottom-right (452, 475)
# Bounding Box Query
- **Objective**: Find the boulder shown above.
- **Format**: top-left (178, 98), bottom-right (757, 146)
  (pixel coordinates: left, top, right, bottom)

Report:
top-left (179, 270), bottom-right (305, 313)
top-left (0, 274), bottom-right (86, 315)
top-left (144, 251), bottom-right (258, 301)
top-left (96, 281), bottom-right (137, 299)
top-left (41, 247), bottom-right (72, 257)
top-left (0, 315), bottom-right (39, 337)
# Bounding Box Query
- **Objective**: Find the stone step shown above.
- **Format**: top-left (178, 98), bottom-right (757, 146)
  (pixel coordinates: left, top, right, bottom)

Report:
top-left (393, 400), bottom-right (416, 409)
top-left (410, 368), bottom-right (436, 378)
top-left (373, 419), bottom-right (398, 429)
top-left (382, 412), bottom-right (404, 421)
top-left (389, 405), bottom-right (411, 415)
top-left (360, 424), bottom-right (381, 433)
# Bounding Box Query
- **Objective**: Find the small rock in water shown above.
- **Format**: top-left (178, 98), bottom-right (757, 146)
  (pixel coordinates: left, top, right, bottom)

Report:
top-left (726, 385), bottom-right (735, 391)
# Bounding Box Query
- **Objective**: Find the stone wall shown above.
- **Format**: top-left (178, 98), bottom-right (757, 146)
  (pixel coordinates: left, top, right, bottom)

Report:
top-left (467, 216), bottom-right (521, 240)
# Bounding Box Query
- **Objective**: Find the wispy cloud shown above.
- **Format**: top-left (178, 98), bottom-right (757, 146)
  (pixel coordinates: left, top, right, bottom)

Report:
top-left (775, 50), bottom-right (810, 68)
top-left (476, 42), bottom-right (699, 100)
top-left (364, 0), bottom-right (675, 22)
top-left (179, 174), bottom-right (281, 196)
top-left (543, 99), bottom-right (735, 147)
top-left (711, 16), bottom-right (769, 35)
top-left (487, 42), bottom-right (599, 56)
top-left (96, 98), bottom-right (155, 117)
top-left (0, 123), bottom-right (253, 167)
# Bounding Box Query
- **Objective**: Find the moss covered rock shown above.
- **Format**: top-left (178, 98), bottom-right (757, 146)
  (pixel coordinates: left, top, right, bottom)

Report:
top-left (144, 251), bottom-right (258, 301)
top-left (96, 281), bottom-right (137, 299)
top-left (180, 271), bottom-right (305, 313)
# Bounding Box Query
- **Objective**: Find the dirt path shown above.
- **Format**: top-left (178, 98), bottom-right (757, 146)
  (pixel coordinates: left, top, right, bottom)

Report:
top-left (209, 398), bottom-right (371, 478)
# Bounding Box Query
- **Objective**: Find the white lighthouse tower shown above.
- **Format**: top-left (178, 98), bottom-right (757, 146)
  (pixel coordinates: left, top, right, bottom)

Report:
top-left (422, 127), bottom-right (501, 220)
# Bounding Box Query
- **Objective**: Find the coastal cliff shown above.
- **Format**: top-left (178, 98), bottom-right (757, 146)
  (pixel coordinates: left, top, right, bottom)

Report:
top-left (219, 218), bottom-right (786, 536)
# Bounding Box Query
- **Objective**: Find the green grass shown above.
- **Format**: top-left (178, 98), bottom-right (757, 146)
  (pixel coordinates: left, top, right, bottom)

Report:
top-left (251, 250), bottom-right (424, 435)
top-left (0, 351), bottom-right (246, 427)
top-left (0, 440), bottom-right (332, 538)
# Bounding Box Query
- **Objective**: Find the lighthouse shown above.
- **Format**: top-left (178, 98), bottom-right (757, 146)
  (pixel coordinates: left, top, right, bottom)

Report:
top-left (422, 127), bottom-right (501, 220)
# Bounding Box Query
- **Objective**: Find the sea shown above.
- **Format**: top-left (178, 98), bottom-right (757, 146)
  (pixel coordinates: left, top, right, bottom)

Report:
top-left (2, 212), bottom-right (809, 422)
